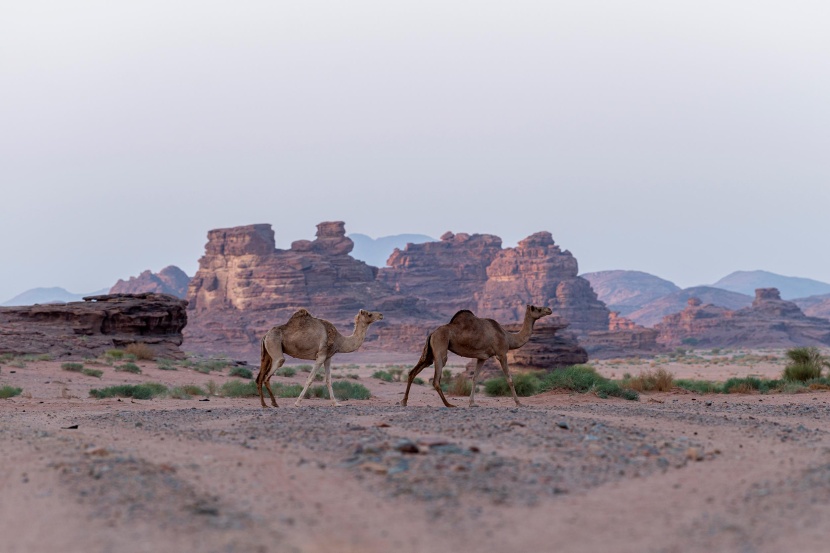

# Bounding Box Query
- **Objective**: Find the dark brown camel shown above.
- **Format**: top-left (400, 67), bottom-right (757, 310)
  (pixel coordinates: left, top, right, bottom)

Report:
top-left (401, 304), bottom-right (552, 407)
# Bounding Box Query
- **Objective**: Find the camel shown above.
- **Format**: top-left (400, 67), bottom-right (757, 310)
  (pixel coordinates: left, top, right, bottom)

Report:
top-left (401, 304), bottom-right (553, 408)
top-left (256, 308), bottom-right (383, 408)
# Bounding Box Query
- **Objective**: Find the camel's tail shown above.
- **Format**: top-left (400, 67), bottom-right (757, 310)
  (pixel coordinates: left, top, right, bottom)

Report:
top-left (257, 335), bottom-right (272, 385)
top-left (413, 332), bottom-right (434, 371)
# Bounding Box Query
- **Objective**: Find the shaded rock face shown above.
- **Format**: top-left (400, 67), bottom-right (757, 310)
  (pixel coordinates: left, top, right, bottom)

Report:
top-left (110, 266), bottom-right (190, 298)
top-left (579, 312), bottom-right (665, 359)
top-left (185, 222), bottom-right (425, 357)
top-left (476, 232), bottom-right (609, 335)
top-left (626, 286), bottom-right (753, 328)
top-left (464, 321), bottom-right (588, 379)
top-left (379, 231), bottom-right (503, 318)
top-left (655, 288), bottom-right (830, 348)
top-left (0, 293), bottom-right (188, 359)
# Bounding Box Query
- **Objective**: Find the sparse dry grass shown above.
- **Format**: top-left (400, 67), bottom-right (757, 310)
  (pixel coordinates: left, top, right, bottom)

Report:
top-left (623, 368), bottom-right (674, 392)
top-left (125, 343), bottom-right (156, 361)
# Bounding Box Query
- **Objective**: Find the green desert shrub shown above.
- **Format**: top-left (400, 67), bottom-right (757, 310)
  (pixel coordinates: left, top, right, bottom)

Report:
top-left (276, 366), bottom-right (296, 377)
top-left (0, 386), bottom-right (23, 399)
top-left (307, 381), bottom-right (371, 400)
top-left (89, 383), bottom-right (167, 399)
top-left (783, 347), bottom-right (829, 382)
top-left (220, 380), bottom-right (258, 397)
top-left (539, 365), bottom-right (638, 401)
top-left (82, 368), bottom-right (103, 378)
top-left (722, 377), bottom-right (785, 394)
top-left (105, 349), bottom-right (126, 360)
top-left (445, 374), bottom-right (473, 396)
top-left (297, 364), bottom-right (313, 372)
top-left (61, 362), bottom-right (84, 372)
top-left (228, 366), bottom-right (253, 379)
top-left (674, 379), bottom-right (723, 394)
top-left (156, 359), bottom-right (178, 370)
top-left (372, 370), bottom-right (394, 382)
top-left (115, 363), bottom-right (142, 374)
top-left (170, 384), bottom-right (208, 399)
top-left (484, 373), bottom-right (540, 397)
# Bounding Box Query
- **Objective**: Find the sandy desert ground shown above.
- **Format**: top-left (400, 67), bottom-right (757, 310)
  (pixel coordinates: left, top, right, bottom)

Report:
top-left (2, 353), bottom-right (830, 553)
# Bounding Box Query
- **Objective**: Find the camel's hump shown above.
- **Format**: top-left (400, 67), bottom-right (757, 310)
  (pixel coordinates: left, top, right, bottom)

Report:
top-left (289, 308), bottom-right (312, 320)
top-left (449, 309), bottom-right (477, 323)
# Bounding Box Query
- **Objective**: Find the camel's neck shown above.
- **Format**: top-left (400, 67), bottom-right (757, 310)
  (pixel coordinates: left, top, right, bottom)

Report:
top-left (338, 321), bottom-right (370, 353)
top-left (507, 312), bottom-right (536, 350)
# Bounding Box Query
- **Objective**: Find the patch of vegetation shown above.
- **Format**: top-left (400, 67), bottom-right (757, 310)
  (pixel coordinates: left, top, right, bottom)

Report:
top-left (156, 359), bottom-right (178, 370)
top-left (169, 384), bottom-right (208, 399)
top-left (105, 349), bottom-right (126, 360)
top-left (115, 363), bottom-right (142, 374)
top-left (61, 362), bottom-right (85, 372)
top-left (783, 347), bottom-right (829, 382)
top-left (622, 368), bottom-right (674, 392)
top-left (205, 380), bottom-right (219, 396)
top-left (181, 358), bottom-right (233, 374)
top-left (0, 386), bottom-right (23, 399)
top-left (297, 364), bottom-right (313, 372)
top-left (346, 373), bottom-right (361, 380)
top-left (228, 366), bottom-right (253, 379)
top-left (483, 373), bottom-right (540, 397)
top-left (539, 365), bottom-right (639, 401)
top-left (276, 366), bottom-right (296, 377)
top-left (413, 377), bottom-right (425, 385)
top-left (82, 368), bottom-right (103, 378)
top-left (89, 383), bottom-right (167, 399)
top-left (306, 381), bottom-right (371, 400)
top-left (220, 380), bottom-right (304, 398)
top-left (372, 370), bottom-right (394, 382)
top-left (444, 373), bottom-right (473, 396)
top-left (675, 379), bottom-right (723, 394)
top-left (723, 377), bottom-right (785, 394)
top-left (125, 343), bottom-right (155, 361)
top-left (22, 353), bottom-right (52, 361)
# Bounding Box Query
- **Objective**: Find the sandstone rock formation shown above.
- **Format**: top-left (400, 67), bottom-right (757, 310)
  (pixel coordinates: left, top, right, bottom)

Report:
top-left (582, 312), bottom-right (664, 359)
top-left (626, 286), bottom-right (753, 328)
top-left (655, 289), bottom-right (830, 348)
top-left (794, 293), bottom-right (830, 321)
top-left (0, 293), bottom-right (188, 359)
top-left (476, 232), bottom-right (609, 335)
top-left (185, 222), bottom-right (426, 358)
top-left (110, 265), bottom-right (191, 298)
top-left (379, 231), bottom-right (503, 317)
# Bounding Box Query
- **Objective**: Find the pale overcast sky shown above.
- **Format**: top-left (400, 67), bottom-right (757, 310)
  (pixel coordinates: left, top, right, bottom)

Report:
top-left (1, 1), bottom-right (829, 301)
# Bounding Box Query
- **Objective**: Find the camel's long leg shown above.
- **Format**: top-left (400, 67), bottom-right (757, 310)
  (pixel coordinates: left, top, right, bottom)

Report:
top-left (324, 357), bottom-right (340, 407)
top-left (468, 358), bottom-right (486, 407)
top-left (263, 355), bottom-right (285, 408)
top-left (497, 354), bottom-right (522, 407)
top-left (295, 353), bottom-right (327, 407)
top-left (402, 358), bottom-right (432, 406)
top-left (432, 353), bottom-right (455, 408)
top-left (257, 331), bottom-right (282, 408)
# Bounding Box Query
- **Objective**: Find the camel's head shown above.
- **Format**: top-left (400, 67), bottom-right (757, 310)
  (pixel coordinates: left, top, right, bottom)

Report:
top-left (357, 309), bottom-right (384, 325)
top-left (527, 304), bottom-right (553, 320)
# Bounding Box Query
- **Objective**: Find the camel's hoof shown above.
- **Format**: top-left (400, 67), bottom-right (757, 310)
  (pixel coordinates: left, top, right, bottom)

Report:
top-left (446, 403), bottom-right (457, 408)
top-left (294, 402), bottom-right (302, 407)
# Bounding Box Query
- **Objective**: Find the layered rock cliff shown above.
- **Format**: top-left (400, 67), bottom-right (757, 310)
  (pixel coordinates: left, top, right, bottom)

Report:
top-left (0, 293), bottom-right (188, 359)
top-left (654, 289), bottom-right (830, 348)
top-left (184, 222), bottom-right (426, 357)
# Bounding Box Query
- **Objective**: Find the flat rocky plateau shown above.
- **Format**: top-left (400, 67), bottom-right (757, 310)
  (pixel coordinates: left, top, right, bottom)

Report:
top-left (2, 360), bottom-right (830, 553)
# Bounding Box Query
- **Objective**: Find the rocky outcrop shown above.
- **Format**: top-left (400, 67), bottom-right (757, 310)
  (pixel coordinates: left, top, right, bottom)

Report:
top-left (379, 231), bottom-right (503, 317)
top-left (626, 286), bottom-right (753, 328)
top-left (0, 293), bottom-right (188, 359)
top-left (581, 312), bottom-right (664, 359)
top-left (110, 266), bottom-right (190, 298)
top-left (655, 289), bottom-right (830, 348)
top-left (185, 222), bottom-right (427, 358)
top-left (464, 321), bottom-right (588, 379)
top-left (476, 232), bottom-right (609, 335)
top-left (794, 294), bottom-right (830, 321)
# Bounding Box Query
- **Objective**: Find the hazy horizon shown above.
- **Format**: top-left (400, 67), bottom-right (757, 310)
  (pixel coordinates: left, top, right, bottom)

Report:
top-left (3, 1), bottom-right (829, 301)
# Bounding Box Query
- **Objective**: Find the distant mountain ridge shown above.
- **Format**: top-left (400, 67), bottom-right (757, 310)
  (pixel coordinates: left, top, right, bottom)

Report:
top-left (712, 270), bottom-right (830, 300)
top-left (626, 286), bottom-right (754, 327)
top-left (1, 286), bottom-right (110, 307)
top-left (349, 233), bottom-right (435, 268)
top-left (580, 270), bottom-right (680, 316)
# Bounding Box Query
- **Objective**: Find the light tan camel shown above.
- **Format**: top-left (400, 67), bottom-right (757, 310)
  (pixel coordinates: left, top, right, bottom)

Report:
top-left (401, 304), bottom-right (552, 407)
top-left (256, 308), bottom-right (383, 408)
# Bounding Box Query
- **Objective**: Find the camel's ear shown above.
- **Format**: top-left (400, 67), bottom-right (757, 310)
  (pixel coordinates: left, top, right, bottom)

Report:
top-left (359, 309), bottom-right (367, 315)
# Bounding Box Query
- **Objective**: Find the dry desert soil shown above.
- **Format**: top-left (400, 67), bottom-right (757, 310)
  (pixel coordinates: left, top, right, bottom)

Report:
top-left (2, 354), bottom-right (830, 553)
